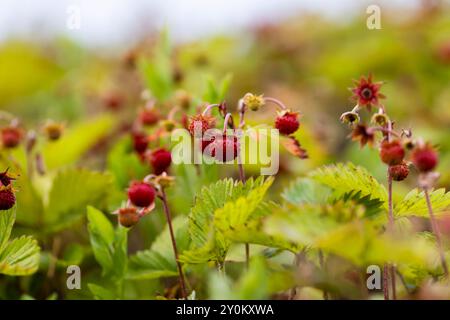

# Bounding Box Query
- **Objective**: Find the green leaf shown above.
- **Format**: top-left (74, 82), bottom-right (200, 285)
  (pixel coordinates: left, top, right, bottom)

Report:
top-left (282, 178), bottom-right (331, 205)
top-left (202, 73), bottom-right (233, 103)
top-left (0, 236), bottom-right (40, 276)
top-left (87, 206), bottom-right (115, 276)
top-left (310, 162), bottom-right (388, 208)
top-left (45, 169), bottom-right (114, 232)
top-left (181, 177), bottom-right (270, 264)
top-left (128, 216), bottom-right (189, 280)
top-left (88, 283), bottom-right (116, 300)
top-left (0, 207), bottom-right (15, 252)
top-left (42, 114), bottom-right (116, 169)
top-left (395, 188), bottom-right (450, 217)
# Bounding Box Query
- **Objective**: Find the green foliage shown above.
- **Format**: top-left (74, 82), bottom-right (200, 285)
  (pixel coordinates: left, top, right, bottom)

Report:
top-left (395, 188), bottom-right (450, 217)
top-left (42, 114), bottom-right (116, 169)
top-left (87, 206), bottom-right (128, 279)
top-left (282, 178), bottom-right (331, 205)
top-left (180, 177), bottom-right (272, 264)
top-left (310, 163), bottom-right (388, 208)
top-left (44, 169), bottom-right (114, 232)
top-left (202, 73), bottom-right (233, 103)
top-left (0, 208), bottom-right (40, 276)
top-left (128, 216), bottom-right (190, 280)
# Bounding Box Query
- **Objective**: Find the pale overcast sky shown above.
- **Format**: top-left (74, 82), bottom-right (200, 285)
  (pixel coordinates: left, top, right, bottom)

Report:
top-left (0, 0), bottom-right (426, 46)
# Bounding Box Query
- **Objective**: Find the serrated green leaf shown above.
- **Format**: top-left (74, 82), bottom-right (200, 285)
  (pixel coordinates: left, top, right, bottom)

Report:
top-left (282, 178), bottom-right (331, 205)
top-left (87, 206), bottom-right (115, 276)
top-left (45, 169), bottom-right (114, 232)
top-left (128, 216), bottom-right (189, 280)
top-left (310, 162), bottom-right (388, 208)
top-left (182, 177), bottom-right (270, 264)
top-left (395, 188), bottom-right (450, 217)
top-left (0, 207), bottom-right (15, 252)
top-left (0, 236), bottom-right (40, 276)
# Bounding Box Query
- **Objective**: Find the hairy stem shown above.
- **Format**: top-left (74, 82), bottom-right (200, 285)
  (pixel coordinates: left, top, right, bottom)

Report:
top-left (318, 250), bottom-right (329, 300)
top-left (386, 169), bottom-right (397, 299)
top-left (383, 263), bottom-right (390, 300)
top-left (424, 189), bottom-right (449, 277)
top-left (264, 97), bottom-right (287, 110)
top-left (161, 188), bottom-right (188, 299)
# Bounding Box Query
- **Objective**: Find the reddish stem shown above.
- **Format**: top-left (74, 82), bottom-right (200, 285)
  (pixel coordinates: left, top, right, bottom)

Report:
top-left (160, 188), bottom-right (188, 299)
top-left (424, 188), bottom-right (449, 277)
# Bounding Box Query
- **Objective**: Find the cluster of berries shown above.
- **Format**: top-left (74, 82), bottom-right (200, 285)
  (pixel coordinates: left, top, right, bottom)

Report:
top-left (1, 120), bottom-right (64, 149)
top-left (341, 75), bottom-right (439, 182)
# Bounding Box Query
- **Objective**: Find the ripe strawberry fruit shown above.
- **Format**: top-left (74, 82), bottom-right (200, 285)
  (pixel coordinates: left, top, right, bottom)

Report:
top-left (132, 132), bottom-right (148, 154)
top-left (0, 186), bottom-right (15, 210)
top-left (1, 127), bottom-right (23, 148)
top-left (389, 162), bottom-right (409, 181)
top-left (275, 111), bottom-right (300, 135)
top-left (188, 114), bottom-right (216, 136)
top-left (411, 144), bottom-right (438, 172)
top-left (128, 182), bottom-right (156, 207)
top-left (380, 140), bottom-right (405, 165)
top-left (118, 207), bottom-right (140, 228)
top-left (149, 148), bottom-right (172, 175)
top-left (205, 135), bottom-right (238, 162)
top-left (139, 108), bottom-right (159, 126)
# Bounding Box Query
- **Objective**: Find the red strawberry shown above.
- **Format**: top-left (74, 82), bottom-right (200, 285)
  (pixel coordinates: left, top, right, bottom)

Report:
top-left (128, 182), bottom-right (156, 207)
top-left (1, 126), bottom-right (23, 148)
top-left (132, 132), bottom-right (148, 154)
top-left (379, 140), bottom-right (405, 165)
top-left (0, 187), bottom-right (15, 210)
top-left (139, 108), bottom-right (159, 126)
top-left (149, 148), bottom-right (172, 175)
top-left (118, 207), bottom-right (140, 228)
top-left (275, 111), bottom-right (300, 135)
top-left (188, 114), bottom-right (216, 136)
top-left (389, 162), bottom-right (409, 181)
top-left (205, 135), bottom-right (238, 162)
top-left (411, 144), bottom-right (438, 172)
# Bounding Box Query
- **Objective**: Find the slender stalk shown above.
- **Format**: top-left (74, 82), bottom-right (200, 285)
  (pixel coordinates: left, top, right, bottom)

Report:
top-left (264, 97), bottom-right (287, 110)
top-left (202, 103), bottom-right (221, 116)
top-left (390, 265), bottom-right (397, 300)
top-left (160, 188), bottom-right (187, 299)
top-left (424, 189), bottom-right (449, 277)
top-left (383, 263), bottom-right (389, 300)
top-left (318, 250), bottom-right (329, 300)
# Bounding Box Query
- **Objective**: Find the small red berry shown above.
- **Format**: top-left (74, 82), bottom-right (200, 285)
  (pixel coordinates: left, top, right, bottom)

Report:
top-left (275, 111), bottom-right (300, 136)
top-left (102, 91), bottom-right (123, 111)
top-left (118, 207), bottom-right (140, 228)
top-left (149, 148), bottom-right (172, 175)
top-left (188, 114), bottom-right (216, 136)
top-left (139, 108), bottom-right (159, 126)
top-left (389, 162), bottom-right (409, 181)
top-left (205, 135), bottom-right (238, 162)
top-left (380, 140), bottom-right (405, 165)
top-left (132, 132), bottom-right (148, 154)
top-left (411, 144), bottom-right (438, 172)
top-left (128, 182), bottom-right (156, 207)
top-left (1, 126), bottom-right (23, 148)
top-left (0, 187), bottom-right (15, 210)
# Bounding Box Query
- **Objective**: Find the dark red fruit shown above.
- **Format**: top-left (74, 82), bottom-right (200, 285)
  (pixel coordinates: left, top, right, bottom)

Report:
top-left (102, 91), bottom-right (123, 111)
top-left (118, 207), bottom-right (140, 228)
top-left (0, 188), bottom-right (15, 210)
top-left (275, 111), bottom-right (300, 135)
top-left (128, 182), bottom-right (156, 207)
top-left (132, 132), bottom-right (148, 154)
top-left (149, 148), bottom-right (172, 175)
top-left (411, 144), bottom-right (438, 172)
top-left (139, 108), bottom-right (159, 126)
top-left (205, 135), bottom-right (238, 162)
top-left (380, 140), bottom-right (405, 165)
top-left (389, 162), bottom-right (409, 181)
top-left (1, 127), bottom-right (23, 148)
top-left (188, 114), bottom-right (216, 136)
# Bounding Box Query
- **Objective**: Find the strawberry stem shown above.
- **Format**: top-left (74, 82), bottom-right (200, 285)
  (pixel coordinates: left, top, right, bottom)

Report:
top-left (424, 188), bottom-right (449, 277)
top-left (160, 187), bottom-right (188, 299)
